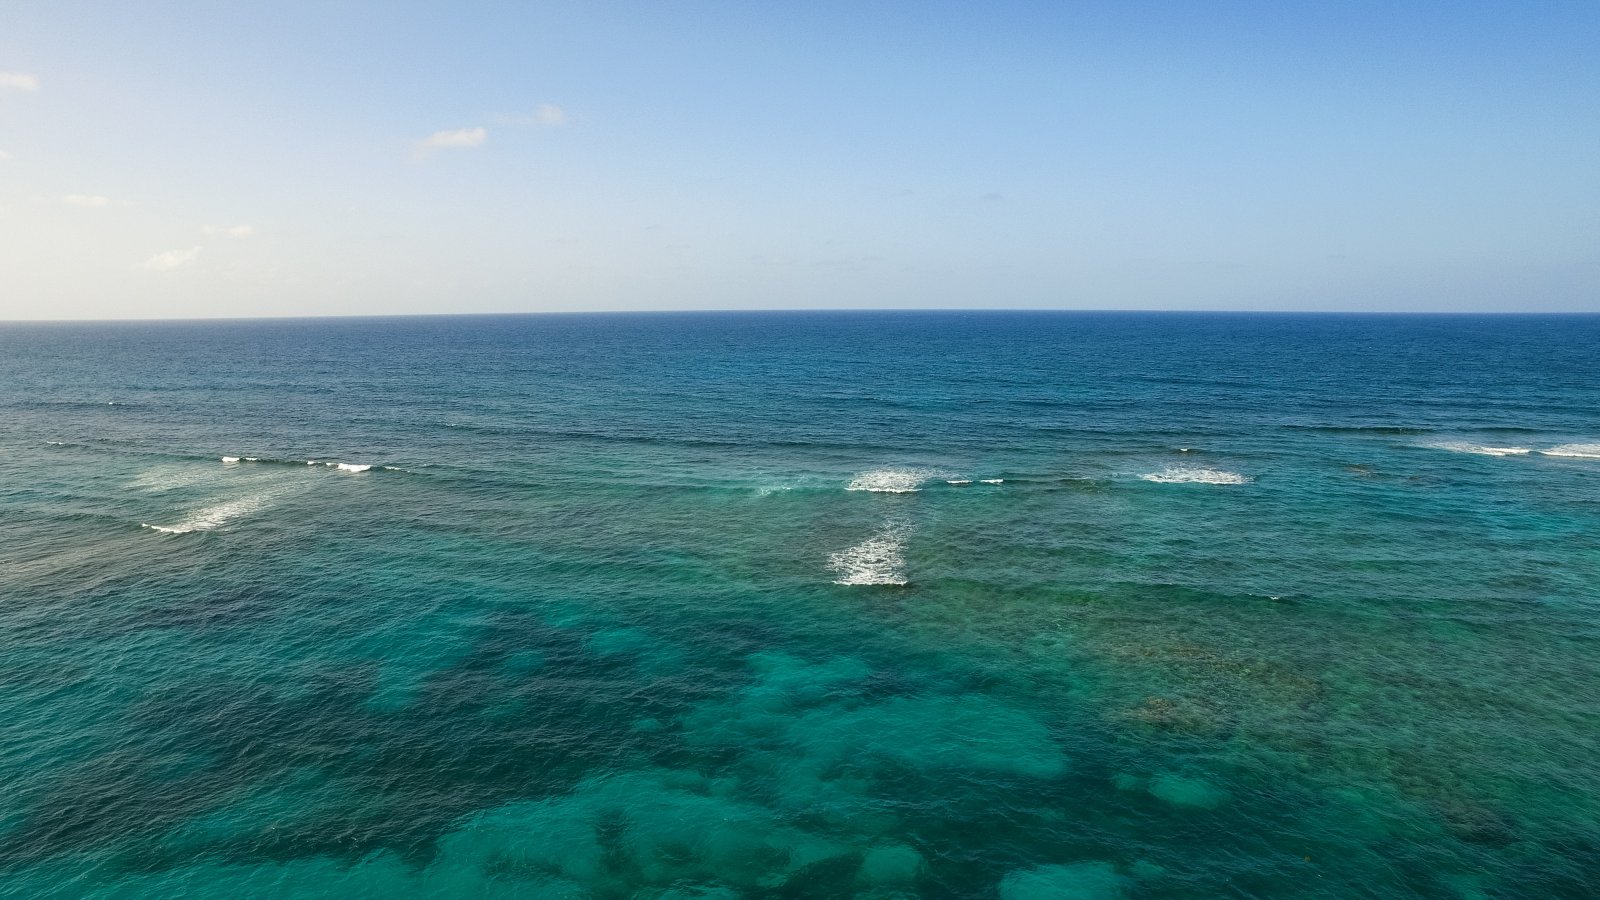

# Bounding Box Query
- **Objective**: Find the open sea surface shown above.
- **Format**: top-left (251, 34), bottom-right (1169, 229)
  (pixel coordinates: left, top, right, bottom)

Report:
top-left (1, 311), bottom-right (1597, 898)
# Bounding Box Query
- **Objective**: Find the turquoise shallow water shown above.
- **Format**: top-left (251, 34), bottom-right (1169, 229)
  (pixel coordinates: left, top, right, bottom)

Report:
top-left (0, 312), bottom-right (1597, 898)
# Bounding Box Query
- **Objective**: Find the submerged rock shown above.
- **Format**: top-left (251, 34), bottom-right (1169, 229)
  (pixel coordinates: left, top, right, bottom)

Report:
top-left (686, 653), bottom-right (1069, 781)
top-left (1129, 859), bottom-right (1167, 881)
top-left (859, 844), bottom-right (924, 884)
top-left (432, 768), bottom-right (851, 892)
top-left (999, 861), bottom-right (1126, 900)
top-left (791, 694), bottom-right (1070, 779)
top-left (1148, 773), bottom-right (1228, 809)
top-left (1116, 695), bottom-right (1224, 734)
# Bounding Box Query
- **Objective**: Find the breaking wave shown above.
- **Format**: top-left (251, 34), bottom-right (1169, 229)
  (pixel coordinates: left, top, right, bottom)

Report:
top-left (227, 456), bottom-right (378, 472)
top-left (1540, 443), bottom-right (1600, 459)
top-left (1424, 442), bottom-right (1532, 457)
top-left (846, 469), bottom-right (939, 493)
top-left (1139, 467), bottom-right (1252, 485)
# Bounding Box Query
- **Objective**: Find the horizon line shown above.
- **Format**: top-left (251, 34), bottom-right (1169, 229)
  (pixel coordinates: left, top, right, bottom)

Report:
top-left (3, 307), bottom-right (1599, 325)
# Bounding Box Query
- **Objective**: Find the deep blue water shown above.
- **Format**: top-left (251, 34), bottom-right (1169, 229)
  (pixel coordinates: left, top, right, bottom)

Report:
top-left (0, 311), bottom-right (1597, 898)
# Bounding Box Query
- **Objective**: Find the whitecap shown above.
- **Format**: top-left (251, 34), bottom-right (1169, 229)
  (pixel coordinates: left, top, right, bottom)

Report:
top-left (946, 479), bottom-right (972, 485)
top-left (1424, 441), bottom-right (1531, 457)
top-left (1139, 467), bottom-right (1252, 485)
top-left (335, 463), bottom-right (372, 473)
top-left (980, 478), bottom-right (1004, 484)
top-left (220, 456), bottom-right (240, 463)
top-left (1540, 443), bottom-right (1600, 459)
top-left (829, 523), bottom-right (910, 586)
top-left (142, 493), bottom-right (276, 534)
top-left (847, 469), bottom-right (938, 493)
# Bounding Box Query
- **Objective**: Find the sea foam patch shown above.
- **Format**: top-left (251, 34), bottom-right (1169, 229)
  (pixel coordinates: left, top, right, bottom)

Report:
top-left (829, 523), bottom-right (910, 585)
top-left (1540, 443), bottom-right (1600, 459)
top-left (1139, 467), bottom-right (1252, 485)
top-left (142, 492), bottom-right (280, 534)
top-left (131, 467), bottom-right (227, 491)
top-left (1423, 441), bottom-right (1532, 457)
top-left (846, 469), bottom-right (939, 493)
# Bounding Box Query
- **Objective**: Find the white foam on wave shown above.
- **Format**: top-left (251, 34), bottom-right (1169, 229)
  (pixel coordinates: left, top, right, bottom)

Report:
top-left (946, 479), bottom-right (972, 485)
top-left (1139, 466), bottom-right (1252, 485)
top-left (307, 459), bottom-right (374, 472)
top-left (1425, 441), bottom-right (1531, 457)
top-left (846, 469), bottom-right (939, 493)
top-left (828, 522), bottom-right (910, 586)
top-left (142, 492), bottom-right (277, 534)
top-left (1540, 443), bottom-right (1600, 459)
top-left (980, 478), bottom-right (1004, 485)
top-left (220, 456), bottom-right (240, 463)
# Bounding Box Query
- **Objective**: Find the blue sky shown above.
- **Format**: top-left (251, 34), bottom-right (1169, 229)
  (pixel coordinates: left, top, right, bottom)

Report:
top-left (1, 1), bottom-right (1597, 318)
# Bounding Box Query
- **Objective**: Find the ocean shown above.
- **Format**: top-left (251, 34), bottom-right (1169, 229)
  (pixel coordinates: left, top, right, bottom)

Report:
top-left (0, 311), bottom-right (1596, 898)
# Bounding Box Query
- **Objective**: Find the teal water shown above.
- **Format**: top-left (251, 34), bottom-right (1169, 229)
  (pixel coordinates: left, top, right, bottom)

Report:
top-left (1, 312), bottom-right (1597, 898)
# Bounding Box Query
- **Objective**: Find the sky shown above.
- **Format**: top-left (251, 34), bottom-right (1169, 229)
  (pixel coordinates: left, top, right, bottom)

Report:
top-left (1, 1), bottom-right (1597, 319)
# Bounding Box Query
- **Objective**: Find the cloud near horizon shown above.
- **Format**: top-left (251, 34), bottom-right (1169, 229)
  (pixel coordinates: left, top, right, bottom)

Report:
top-left (0, 72), bottom-right (39, 91)
top-left (414, 126), bottom-right (487, 159)
top-left (63, 194), bottom-right (113, 208)
top-left (138, 246), bottom-right (201, 271)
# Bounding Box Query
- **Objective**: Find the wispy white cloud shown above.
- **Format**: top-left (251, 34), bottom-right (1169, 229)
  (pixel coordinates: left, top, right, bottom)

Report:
top-left (204, 224), bottom-right (256, 238)
top-left (138, 246), bottom-right (201, 271)
top-left (494, 103), bottom-right (569, 127)
top-left (0, 150), bottom-right (11, 162)
top-left (413, 126), bottom-right (487, 159)
top-left (63, 193), bottom-right (112, 208)
top-left (0, 72), bottom-right (39, 92)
